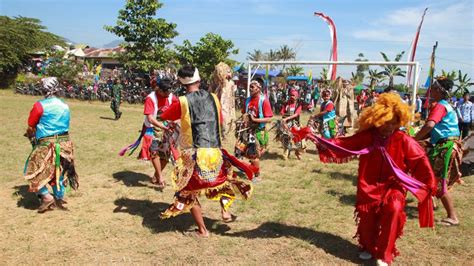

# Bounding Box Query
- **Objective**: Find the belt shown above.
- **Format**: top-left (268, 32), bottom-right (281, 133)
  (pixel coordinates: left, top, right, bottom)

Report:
top-left (436, 136), bottom-right (459, 144)
top-left (38, 132), bottom-right (70, 144)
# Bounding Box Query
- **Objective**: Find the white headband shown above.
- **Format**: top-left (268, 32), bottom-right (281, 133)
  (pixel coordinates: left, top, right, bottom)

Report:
top-left (179, 68), bottom-right (201, 85)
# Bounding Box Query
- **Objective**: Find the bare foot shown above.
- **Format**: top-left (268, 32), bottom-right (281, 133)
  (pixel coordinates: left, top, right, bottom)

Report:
top-left (187, 229), bottom-right (209, 238)
top-left (157, 176), bottom-right (166, 188)
top-left (221, 209), bottom-right (232, 222)
top-left (149, 174), bottom-right (159, 184)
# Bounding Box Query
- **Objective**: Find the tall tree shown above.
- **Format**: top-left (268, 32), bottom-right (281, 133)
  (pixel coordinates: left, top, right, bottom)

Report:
top-left (0, 16), bottom-right (65, 85)
top-left (286, 65), bottom-right (304, 76)
top-left (266, 49), bottom-right (280, 61)
top-left (175, 32), bottom-right (238, 81)
top-left (380, 51), bottom-right (406, 87)
top-left (355, 53), bottom-right (368, 82)
top-left (264, 49), bottom-right (280, 70)
top-left (247, 49), bottom-right (265, 61)
top-left (367, 69), bottom-right (386, 90)
top-left (350, 72), bottom-right (363, 85)
top-left (277, 44), bottom-right (296, 71)
top-left (104, 0), bottom-right (178, 72)
top-left (277, 45), bottom-right (296, 60)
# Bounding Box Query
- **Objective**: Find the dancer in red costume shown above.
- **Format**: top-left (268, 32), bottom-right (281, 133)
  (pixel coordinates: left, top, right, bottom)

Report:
top-left (307, 93), bottom-right (437, 265)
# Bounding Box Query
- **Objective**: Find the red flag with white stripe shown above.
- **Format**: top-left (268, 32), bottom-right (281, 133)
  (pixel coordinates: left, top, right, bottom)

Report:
top-left (315, 12), bottom-right (338, 81)
top-left (406, 8), bottom-right (428, 86)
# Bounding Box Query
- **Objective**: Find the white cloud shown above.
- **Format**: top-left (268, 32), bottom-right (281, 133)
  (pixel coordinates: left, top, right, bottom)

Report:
top-left (352, 1), bottom-right (473, 50)
top-left (352, 29), bottom-right (413, 43)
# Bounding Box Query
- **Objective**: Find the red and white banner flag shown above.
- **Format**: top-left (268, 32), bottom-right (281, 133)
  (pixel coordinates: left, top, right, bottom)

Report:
top-left (315, 12), bottom-right (338, 81)
top-left (406, 8), bottom-right (428, 87)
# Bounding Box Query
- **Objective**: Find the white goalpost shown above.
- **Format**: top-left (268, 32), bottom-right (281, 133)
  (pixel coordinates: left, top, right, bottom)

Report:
top-left (246, 60), bottom-right (421, 110)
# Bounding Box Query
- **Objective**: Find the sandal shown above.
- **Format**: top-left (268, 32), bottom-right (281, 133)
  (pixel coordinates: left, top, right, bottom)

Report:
top-left (37, 198), bottom-right (55, 213)
top-left (439, 217), bottom-right (460, 226)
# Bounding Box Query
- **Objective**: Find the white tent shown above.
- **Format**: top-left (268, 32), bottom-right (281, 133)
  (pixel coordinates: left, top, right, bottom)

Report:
top-left (64, 48), bottom-right (85, 58)
top-left (52, 45), bottom-right (66, 51)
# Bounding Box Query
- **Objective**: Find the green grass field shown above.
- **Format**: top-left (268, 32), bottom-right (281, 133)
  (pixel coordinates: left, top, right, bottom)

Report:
top-left (0, 89), bottom-right (473, 264)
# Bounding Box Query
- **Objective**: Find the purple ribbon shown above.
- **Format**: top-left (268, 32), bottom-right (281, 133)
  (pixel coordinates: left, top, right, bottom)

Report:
top-left (314, 135), bottom-right (429, 202)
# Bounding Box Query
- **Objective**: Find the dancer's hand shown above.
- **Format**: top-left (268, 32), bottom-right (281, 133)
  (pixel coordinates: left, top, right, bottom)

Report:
top-left (249, 115), bottom-right (256, 122)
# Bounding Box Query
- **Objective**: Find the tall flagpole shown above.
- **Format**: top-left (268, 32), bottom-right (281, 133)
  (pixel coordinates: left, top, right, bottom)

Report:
top-left (424, 41), bottom-right (438, 118)
top-left (407, 8), bottom-right (428, 87)
top-left (315, 12), bottom-right (338, 81)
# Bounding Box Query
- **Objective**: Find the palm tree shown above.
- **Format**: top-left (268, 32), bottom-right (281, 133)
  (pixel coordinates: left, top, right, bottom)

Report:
top-left (367, 69), bottom-right (386, 90)
top-left (380, 51), bottom-right (406, 87)
top-left (265, 49), bottom-right (280, 70)
top-left (277, 45), bottom-right (296, 71)
top-left (278, 45), bottom-right (296, 60)
top-left (265, 49), bottom-right (280, 61)
top-left (355, 53), bottom-right (369, 81)
top-left (440, 69), bottom-right (457, 81)
top-left (286, 65), bottom-right (304, 76)
top-left (454, 70), bottom-right (472, 96)
top-left (350, 72), bottom-right (363, 85)
top-left (247, 49), bottom-right (265, 61)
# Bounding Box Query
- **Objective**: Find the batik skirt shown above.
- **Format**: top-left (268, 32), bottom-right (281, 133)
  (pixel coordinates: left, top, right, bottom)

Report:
top-left (24, 135), bottom-right (79, 193)
top-left (160, 147), bottom-right (253, 219)
top-left (429, 139), bottom-right (463, 196)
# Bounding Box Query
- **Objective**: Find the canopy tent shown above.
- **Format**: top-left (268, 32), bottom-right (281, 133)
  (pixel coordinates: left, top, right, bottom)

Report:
top-left (52, 45), bottom-right (66, 51)
top-left (287, 75), bottom-right (309, 81)
top-left (241, 69), bottom-right (281, 77)
top-left (354, 84), bottom-right (365, 93)
top-left (64, 48), bottom-right (85, 58)
top-left (246, 60), bottom-right (421, 105)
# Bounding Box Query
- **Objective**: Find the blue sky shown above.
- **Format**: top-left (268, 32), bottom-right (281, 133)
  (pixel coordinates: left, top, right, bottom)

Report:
top-left (1, 0), bottom-right (473, 85)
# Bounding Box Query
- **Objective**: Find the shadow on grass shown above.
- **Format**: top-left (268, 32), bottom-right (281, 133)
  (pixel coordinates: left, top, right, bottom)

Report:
top-left (326, 189), bottom-right (356, 206)
top-left (329, 171), bottom-right (356, 182)
top-left (305, 149), bottom-right (319, 155)
top-left (99, 116), bottom-right (116, 121)
top-left (112, 171), bottom-right (163, 191)
top-left (311, 168), bottom-right (323, 174)
top-left (404, 205), bottom-right (419, 220)
top-left (461, 162), bottom-right (473, 176)
top-left (13, 185), bottom-right (39, 210)
top-left (326, 189), bottom-right (420, 220)
top-left (225, 222), bottom-right (362, 264)
top-left (263, 151), bottom-right (286, 160)
top-left (113, 198), bottom-right (231, 234)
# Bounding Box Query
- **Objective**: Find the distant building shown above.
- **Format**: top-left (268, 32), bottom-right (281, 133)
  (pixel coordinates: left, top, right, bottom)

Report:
top-left (83, 47), bottom-right (125, 68)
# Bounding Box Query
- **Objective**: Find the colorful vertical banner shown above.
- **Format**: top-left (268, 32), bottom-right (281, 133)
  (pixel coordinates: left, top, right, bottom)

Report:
top-left (406, 8), bottom-right (428, 87)
top-left (264, 64), bottom-right (269, 97)
top-left (314, 12), bottom-right (338, 81)
top-left (308, 69), bottom-right (313, 85)
top-left (424, 41), bottom-right (438, 110)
